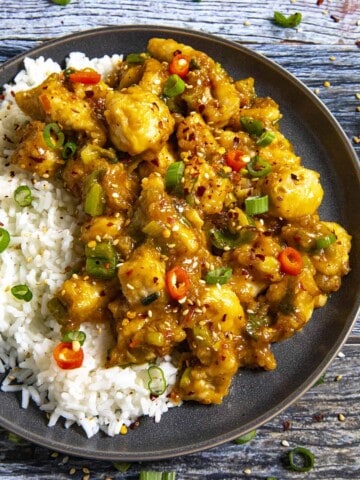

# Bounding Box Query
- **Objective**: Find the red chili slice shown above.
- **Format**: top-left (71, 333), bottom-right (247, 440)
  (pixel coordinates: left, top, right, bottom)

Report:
top-left (278, 247), bottom-right (303, 276)
top-left (225, 150), bottom-right (246, 172)
top-left (166, 266), bottom-right (190, 300)
top-left (169, 54), bottom-right (190, 78)
top-left (53, 342), bottom-right (84, 369)
top-left (68, 71), bottom-right (101, 85)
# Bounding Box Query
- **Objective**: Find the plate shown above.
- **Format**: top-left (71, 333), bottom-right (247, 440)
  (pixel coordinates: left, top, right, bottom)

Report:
top-left (0, 25), bottom-right (359, 461)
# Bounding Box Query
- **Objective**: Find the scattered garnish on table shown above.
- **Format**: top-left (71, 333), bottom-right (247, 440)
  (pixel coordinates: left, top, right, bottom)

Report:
top-left (273, 11), bottom-right (302, 28)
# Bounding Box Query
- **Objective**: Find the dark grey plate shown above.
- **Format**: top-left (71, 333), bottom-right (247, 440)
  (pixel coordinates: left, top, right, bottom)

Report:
top-left (0, 25), bottom-right (359, 461)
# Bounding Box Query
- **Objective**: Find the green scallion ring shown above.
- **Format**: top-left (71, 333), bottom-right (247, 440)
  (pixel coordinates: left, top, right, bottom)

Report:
top-left (62, 330), bottom-right (86, 346)
top-left (315, 233), bottom-right (337, 250)
top-left (11, 284), bottom-right (33, 302)
top-left (147, 365), bottom-right (167, 396)
top-left (51, 0), bottom-right (71, 5)
top-left (287, 446), bottom-right (314, 472)
top-left (234, 429), bottom-right (257, 444)
top-left (0, 228), bottom-right (10, 253)
top-left (14, 185), bottom-right (32, 207)
top-left (165, 161), bottom-right (185, 191)
top-left (245, 195), bottom-right (269, 216)
top-left (256, 130), bottom-right (276, 147)
top-left (43, 123), bottom-right (65, 150)
top-left (240, 116), bottom-right (264, 136)
top-left (62, 141), bottom-right (77, 160)
top-left (126, 53), bottom-right (147, 64)
top-left (247, 156), bottom-right (271, 178)
top-left (141, 292), bottom-right (160, 306)
top-left (163, 74), bottom-right (186, 98)
top-left (205, 267), bottom-right (232, 285)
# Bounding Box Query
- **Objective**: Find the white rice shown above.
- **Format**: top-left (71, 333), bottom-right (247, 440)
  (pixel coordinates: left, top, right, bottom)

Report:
top-left (0, 53), bottom-right (179, 437)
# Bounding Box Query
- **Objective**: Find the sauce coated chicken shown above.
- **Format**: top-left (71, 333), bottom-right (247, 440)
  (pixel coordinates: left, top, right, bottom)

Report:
top-left (11, 38), bottom-right (351, 405)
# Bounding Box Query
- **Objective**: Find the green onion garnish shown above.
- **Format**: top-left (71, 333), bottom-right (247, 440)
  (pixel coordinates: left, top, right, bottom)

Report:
top-left (234, 429), bottom-right (257, 444)
top-left (126, 53), bottom-right (147, 64)
top-left (163, 74), bottom-right (186, 97)
top-left (62, 330), bottom-right (86, 346)
top-left (245, 195), bottom-right (269, 216)
top-left (139, 472), bottom-right (176, 480)
top-left (141, 292), bottom-right (160, 306)
top-left (147, 365), bottom-right (166, 396)
top-left (165, 161), bottom-right (185, 194)
top-left (287, 446), bottom-right (314, 472)
top-left (14, 185), bottom-right (32, 207)
top-left (205, 267), bottom-right (232, 285)
top-left (52, 0), bottom-right (71, 4)
top-left (315, 233), bottom-right (337, 250)
top-left (84, 181), bottom-right (105, 217)
top-left (43, 123), bottom-right (65, 150)
top-left (273, 11), bottom-right (302, 28)
top-left (85, 242), bottom-right (117, 279)
top-left (113, 462), bottom-right (131, 473)
top-left (209, 226), bottom-right (257, 250)
top-left (11, 284), bottom-right (33, 302)
top-left (247, 156), bottom-right (271, 178)
top-left (62, 141), bottom-right (77, 160)
top-left (256, 130), bottom-right (276, 147)
top-left (240, 116), bottom-right (264, 136)
top-left (0, 228), bottom-right (10, 253)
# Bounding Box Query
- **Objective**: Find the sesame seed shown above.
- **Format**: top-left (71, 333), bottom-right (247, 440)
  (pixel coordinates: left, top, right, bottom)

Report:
top-left (243, 20), bottom-right (251, 26)
top-left (329, 55), bottom-right (336, 61)
top-left (69, 467), bottom-right (76, 475)
top-left (335, 374), bottom-right (343, 381)
top-left (243, 468), bottom-right (252, 475)
top-left (82, 475), bottom-right (90, 480)
top-left (356, 106), bottom-right (360, 112)
top-left (62, 456), bottom-right (69, 464)
top-left (82, 467), bottom-right (90, 474)
top-left (126, 283), bottom-right (134, 290)
top-left (337, 351), bottom-right (345, 358)
top-left (338, 413), bottom-right (345, 422)
top-left (120, 424), bottom-right (128, 434)
top-left (314, 88), bottom-right (320, 95)
top-left (323, 81), bottom-right (331, 87)
top-left (50, 452), bottom-right (59, 458)
top-left (356, 93), bottom-right (360, 100)
top-left (281, 439), bottom-right (290, 447)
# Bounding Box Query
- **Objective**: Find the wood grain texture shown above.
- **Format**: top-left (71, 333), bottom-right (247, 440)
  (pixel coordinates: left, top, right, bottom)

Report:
top-left (0, 0), bottom-right (359, 478)
top-left (0, 345), bottom-right (358, 479)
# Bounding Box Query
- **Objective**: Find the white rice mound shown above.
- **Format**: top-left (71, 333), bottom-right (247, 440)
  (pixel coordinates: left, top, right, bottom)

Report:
top-left (0, 53), bottom-right (179, 438)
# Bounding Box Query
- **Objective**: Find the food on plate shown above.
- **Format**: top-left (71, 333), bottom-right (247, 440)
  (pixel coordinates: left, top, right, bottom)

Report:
top-left (0, 38), bottom-right (351, 436)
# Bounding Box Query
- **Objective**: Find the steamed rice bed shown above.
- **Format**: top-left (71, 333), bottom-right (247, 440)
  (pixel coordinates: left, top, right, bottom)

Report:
top-left (0, 53), bottom-right (178, 438)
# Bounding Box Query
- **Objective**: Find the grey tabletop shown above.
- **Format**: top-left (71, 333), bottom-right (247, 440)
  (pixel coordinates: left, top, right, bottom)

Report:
top-left (0, 1), bottom-right (359, 479)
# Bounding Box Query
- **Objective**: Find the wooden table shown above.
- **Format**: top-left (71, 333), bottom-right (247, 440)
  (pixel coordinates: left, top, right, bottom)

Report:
top-left (1, 1), bottom-right (359, 478)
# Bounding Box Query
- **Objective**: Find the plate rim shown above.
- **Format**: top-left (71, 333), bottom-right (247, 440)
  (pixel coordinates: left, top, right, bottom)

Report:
top-left (0, 24), bottom-right (359, 461)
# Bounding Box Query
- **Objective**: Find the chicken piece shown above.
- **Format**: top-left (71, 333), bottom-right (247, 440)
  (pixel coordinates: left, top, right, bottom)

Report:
top-left (15, 73), bottom-right (107, 145)
top-left (56, 275), bottom-right (118, 330)
top-left (239, 97), bottom-right (282, 127)
top-left (10, 120), bottom-right (65, 178)
top-left (176, 284), bottom-right (245, 404)
top-left (104, 85), bottom-right (175, 157)
top-left (260, 165), bottom-right (324, 219)
top-left (117, 242), bottom-right (166, 306)
top-left (148, 38), bottom-right (240, 128)
top-left (132, 173), bottom-right (203, 256)
top-left (138, 57), bottom-right (168, 96)
top-left (101, 162), bottom-right (140, 212)
top-left (176, 113), bottom-right (220, 156)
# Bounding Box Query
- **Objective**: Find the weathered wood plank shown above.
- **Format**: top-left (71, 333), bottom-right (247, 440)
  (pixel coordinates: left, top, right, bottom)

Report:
top-left (1, 0), bottom-right (359, 51)
top-left (0, 344), bottom-right (358, 479)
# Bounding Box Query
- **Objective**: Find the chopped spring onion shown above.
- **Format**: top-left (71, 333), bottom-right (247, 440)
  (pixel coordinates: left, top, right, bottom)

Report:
top-left (240, 116), bottom-right (264, 136)
top-left (52, 0), bottom-right (71, 4)
top-left (209, 226), bottom-right (257, 250)
top-left (245, 195), bottom-right (269, 216)
top-left (62, 330), bottom-right (86, 346)
top-left (163, 74), bottom-right (186, 97)
top-left (139, 472), bottom-right (176, 480)
top-left (273, 11), bottom-right (302, 28)
top-left (141, 292), bottom-right (160, 306)
top-left (11, 284), bottom-right (33, 302)
top-left (287, 446), bottom-right (314, 472)
top-left (147, 365), bottom-right (167, 396)
top-left (43, 123), bottom-right (65, 150)
top-left (165, 161), bottom-right (185, 194)
top-left (205, 267), bottom-right (232, 285)
top-left (256, 130), bottom-right (276, 147)
top-left (85, 242), bottom-right (117, 279)
top-left (0, 228), bottom-right (10, 253)
top-left (126, 53), bottom-right (148, 64)
top-left (315, 233), bottom-right (337, 250)
top-left (247, 156), bottom-right (271, 178)
top-left (84, 181), bottom-right (105, 217)
top-left (113, 462), bottom-right (131, 473)
top-left (47, 297), bottom-right (67, 321)
top-left (80, 144), bottom-right (117, 164)
top-left (234, 429), bottom-right (257, 444)
top-left (62, 141), bottom-right (77, 160)
top-left (14, 185), bottom-right (32, 207)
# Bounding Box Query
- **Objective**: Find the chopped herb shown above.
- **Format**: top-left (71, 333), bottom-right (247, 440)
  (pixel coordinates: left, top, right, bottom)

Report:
top-left (147, 365), bottom-right (166, 396)
top-left (0, 227), bottom-right (10, 253)
top-left (14, 185), bottom-right (32, 207)
top-left (287, 446), bottom-right (315, 472)
top-left (205, 267), bottom-right (232, 285)
top-left (11, 284), bottom-right (33, 302)
top-left (273, 11), bottom-right (302, 28)
top-left (234, 429), bottom-right (257, 444)
top-left (52, 0), bottom-right (71, 4)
